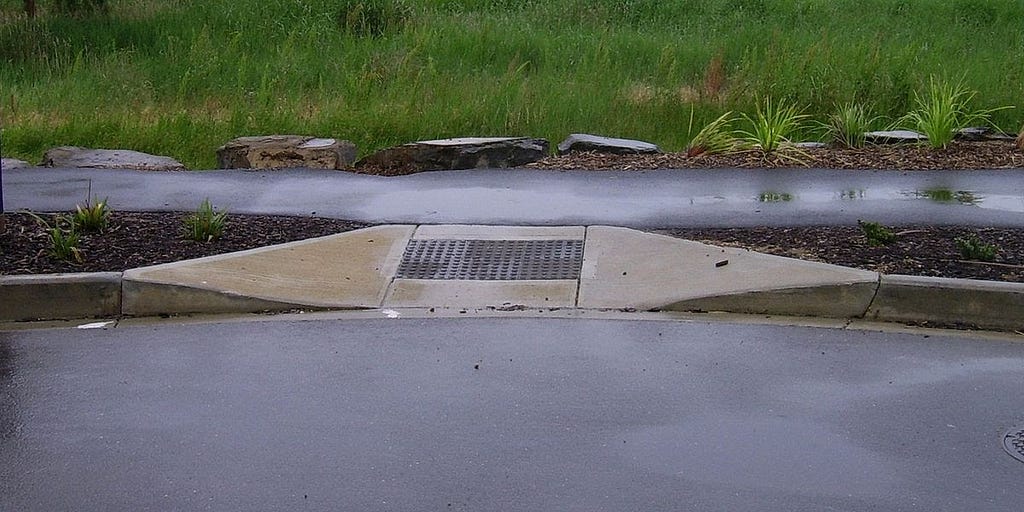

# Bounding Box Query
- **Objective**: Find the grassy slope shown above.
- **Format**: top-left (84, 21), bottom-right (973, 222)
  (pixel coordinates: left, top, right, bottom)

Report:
top-left (1, 0), bottom-right (1022, 169)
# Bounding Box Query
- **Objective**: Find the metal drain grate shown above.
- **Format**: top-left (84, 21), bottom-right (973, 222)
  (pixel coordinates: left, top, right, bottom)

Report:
top-left (1004, 426), bottom-right (1024, 464)
top-left (396, 239), bottom-right (584, 280)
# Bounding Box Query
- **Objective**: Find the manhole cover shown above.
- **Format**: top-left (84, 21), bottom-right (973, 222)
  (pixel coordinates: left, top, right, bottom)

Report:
top-left (396, 239), bottom-right (584, 280)
top-left (1004, 426), bottom-right (1024, 464)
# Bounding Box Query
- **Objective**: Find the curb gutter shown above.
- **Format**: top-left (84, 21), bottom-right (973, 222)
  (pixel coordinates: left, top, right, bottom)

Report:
top-left (3, 271), bottom-right (1024, 332)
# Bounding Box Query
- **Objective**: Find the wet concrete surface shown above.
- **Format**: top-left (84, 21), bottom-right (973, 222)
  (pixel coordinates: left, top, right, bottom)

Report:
top-left (1, 317), bottom-right (1023, 511)
top-left (7, 167), bottom-right (1024, 227)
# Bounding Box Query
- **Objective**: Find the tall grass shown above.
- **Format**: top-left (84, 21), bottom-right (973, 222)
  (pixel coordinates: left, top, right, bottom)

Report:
top-left (1, 0), bottom-right (1022, 168)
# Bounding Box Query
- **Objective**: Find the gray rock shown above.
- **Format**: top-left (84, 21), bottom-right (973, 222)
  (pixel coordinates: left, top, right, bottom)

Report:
top-left (217, 135), bottom-right (357, 170)
top-left (359, 137), bottom-right (550, 172)
top-left (42, 146), bottom-right (187, 171)
top-left (793, 142), bottom-right (828, 149)
top-left (863, 130), bottom-right (927, 144)
top-left (557, 133), bottom-right (661, 155)
top-left (1, 158), bottom-right (31, 170)
top-left (955, 126), bottom-right (1016, 142)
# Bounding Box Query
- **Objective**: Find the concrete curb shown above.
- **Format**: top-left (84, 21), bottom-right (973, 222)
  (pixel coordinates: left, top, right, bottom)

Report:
top-left (0, 272), bottom-right (122, 322)
top-left (866, 274), bottom-right (1024, 332)
top-left (5, 259), bottom-right (1024, 333)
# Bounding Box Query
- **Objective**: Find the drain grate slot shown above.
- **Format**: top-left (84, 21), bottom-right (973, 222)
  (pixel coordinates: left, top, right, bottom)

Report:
top-left (1004, 427), bottom-right (1024, 464)
top-left (396, 239), bottom-right (584, 280)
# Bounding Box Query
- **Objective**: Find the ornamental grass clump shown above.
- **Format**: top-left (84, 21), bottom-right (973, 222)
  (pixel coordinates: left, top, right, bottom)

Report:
top-left (26, 212), bottom-right (84, 263)
top-left (686, 111), bottom-right (738, 157)
top-left (184, 199), bottom-right (228, 242)
top-left (899, 77), bottom-right (1012, 149)
top-left (72, 197), bottom-right (110, 233)
top-left (736, 96), bottom-right (810, 163)
top-left (823, 102), bottom-right (879, 148)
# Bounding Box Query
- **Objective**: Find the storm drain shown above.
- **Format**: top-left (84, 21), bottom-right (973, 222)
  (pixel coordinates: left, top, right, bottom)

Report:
top-left (1003, 426), bottom-right (1024, 464)
top-left (396, 239), bottom-right (584, 280)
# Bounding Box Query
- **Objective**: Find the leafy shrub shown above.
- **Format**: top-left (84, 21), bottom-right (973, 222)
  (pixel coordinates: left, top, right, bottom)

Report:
top-left (183, 199), bottom-right (228, 242)
top-left (72, 197), bottom-right (110, 233)
top-left (858, 220), bottom-right (895, 246)
top-left (955, 235), bottom-right (997, 261)
top-left (337, 0), bottom-right (412, 37)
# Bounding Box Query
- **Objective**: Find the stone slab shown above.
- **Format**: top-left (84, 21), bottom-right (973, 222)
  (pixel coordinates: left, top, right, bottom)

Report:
top-left (578, 226), bottom-right (879, 317)
top-left (216, 135), bottom-right (357, 170)
top-left (384, 279), bottom-right (578, 309)
top-left (1, 158), bottom-right (31, 170)
top-left (557, 134), bottom-right (661, 155)
top-left (867, 274), bottom-right (1024, 331)
top-left (0, 272), bottom-right (121, 321)
top-left (122, 225), bottom-right (414, 316)
top-left (863, 130), bottom-right (927, 144)
top-left (412, 225), bottom-right (585, 240)
top-left (41, 146), bottom-right (187, 171)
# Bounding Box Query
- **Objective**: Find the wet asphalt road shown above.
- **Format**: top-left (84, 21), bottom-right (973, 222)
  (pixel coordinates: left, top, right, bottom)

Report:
top-left (6, 167), bottom-right (1024, 227)
top-left (2, 316), bottom-right (1023, 511)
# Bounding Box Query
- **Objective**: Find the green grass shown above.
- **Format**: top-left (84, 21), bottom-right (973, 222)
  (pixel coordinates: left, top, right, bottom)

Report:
top-left (1, 0), bottom-right (1023, 169)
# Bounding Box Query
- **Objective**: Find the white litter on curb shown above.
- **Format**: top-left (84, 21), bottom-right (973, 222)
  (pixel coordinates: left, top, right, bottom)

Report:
top-left (76, 321), bottom-right (115, 329)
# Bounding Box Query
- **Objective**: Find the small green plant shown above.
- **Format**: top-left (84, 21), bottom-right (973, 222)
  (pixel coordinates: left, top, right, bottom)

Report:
top-left (955, 234), bottom-right (997, 262)
top-left (25, 212), bottom-right (84, 263)
top-left (686, 110), bottom-right (738, 157)
top-left (184, 199), bottom-right (228, 242)
top-left (858, 220), bottom-right (895, 246)
top-left (899, 77), bottom-right (1013, 149)
top-left (822, 102), bottom-right (879, 148)
top-left (736, 96), bottom-right (810, 163)
top-left (72, 197), bottom-right (110, 233)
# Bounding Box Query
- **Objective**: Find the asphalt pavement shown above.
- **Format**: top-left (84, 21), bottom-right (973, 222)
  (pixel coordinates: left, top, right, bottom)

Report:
top-left (2, 314), bottom-right (1023, 511)
top-left (7, 166), bottom-right (1024, 227)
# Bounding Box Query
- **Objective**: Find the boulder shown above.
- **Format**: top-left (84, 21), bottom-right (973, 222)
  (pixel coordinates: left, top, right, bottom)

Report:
top-left (42, 147), bottom-right (187, 171)
top-left (1, 158), bottom-right (31, 170)
top-left (359, 137), bottom-right (550, 172)
top-left (1017, 129), bottom-right (1024, 151)
top-left (217, 135), bottom-right (357, 170)
top-left (863, 130), bottom-right (927, 144)
top-left (556, 133), bottom-right (661, 155)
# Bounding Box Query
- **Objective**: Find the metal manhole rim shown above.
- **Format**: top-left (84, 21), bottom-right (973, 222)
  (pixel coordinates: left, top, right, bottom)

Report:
top-left (1003, 426), bottom-right (1024, 464)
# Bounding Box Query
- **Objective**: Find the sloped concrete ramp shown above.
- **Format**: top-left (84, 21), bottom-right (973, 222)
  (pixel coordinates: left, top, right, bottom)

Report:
top-left (118, 224), bottom-right (880, 319)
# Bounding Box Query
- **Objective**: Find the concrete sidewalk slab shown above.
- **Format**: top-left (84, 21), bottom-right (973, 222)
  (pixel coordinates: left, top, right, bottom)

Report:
top-left (383, 225), bottom-right (583, 308)
top-left (578, 226), bottom-right (879, 317)
top-left (384, 279), bottom-right (578, 309)
top-left (122, 225), bottom-right (414, 316)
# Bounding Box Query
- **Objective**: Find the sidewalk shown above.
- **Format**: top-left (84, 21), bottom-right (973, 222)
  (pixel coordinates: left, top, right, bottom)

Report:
top-left (4, 224), bottom-right (1023, 331)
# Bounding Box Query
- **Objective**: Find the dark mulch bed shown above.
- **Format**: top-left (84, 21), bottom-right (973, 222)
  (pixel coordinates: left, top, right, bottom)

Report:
top-left (527, 140), bottom-right (1024, 171)
top-left (657, 226), bottom-right (1024, 283)
top-left (0, 212), bottom-right (368, 275)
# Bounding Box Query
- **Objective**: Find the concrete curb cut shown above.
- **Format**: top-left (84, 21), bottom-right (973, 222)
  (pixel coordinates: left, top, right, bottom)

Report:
top-left (4, 270), bottom-right (1024, 332)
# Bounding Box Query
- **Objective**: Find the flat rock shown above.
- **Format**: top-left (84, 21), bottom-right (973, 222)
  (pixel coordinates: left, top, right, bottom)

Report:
top-left (217, 135), bottom-right (357, 170)
top-left (955, 126), bottom-right (1016, 142)
top-left (42, 146), bottom-right (187, 171)
top-left (1, 158), bottom-right (31, 169)
top-left (557, 133), bottom-right (661, 155)
top-left (793, 142), bottom-right (828, 149)
top-left (863, 130), bottom-right (927, 144)
top-left (359, 137), bottom-right (549, 172)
